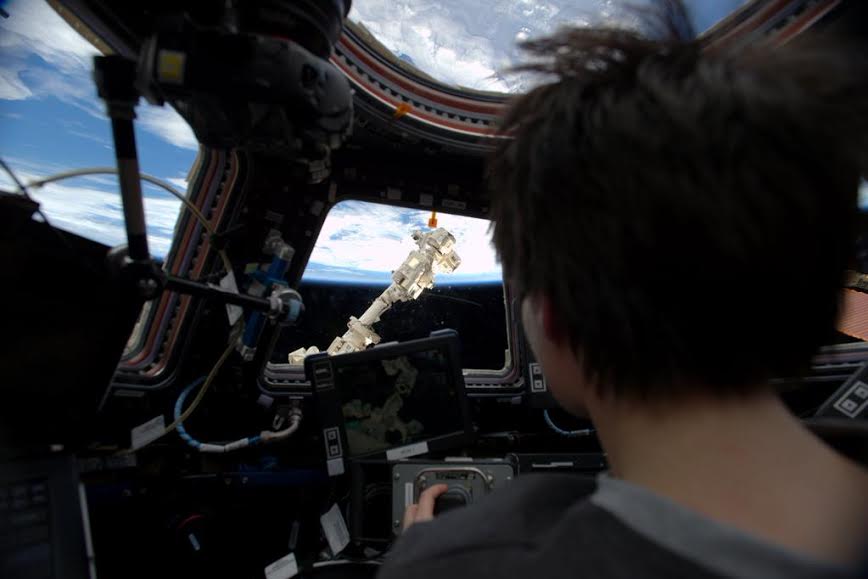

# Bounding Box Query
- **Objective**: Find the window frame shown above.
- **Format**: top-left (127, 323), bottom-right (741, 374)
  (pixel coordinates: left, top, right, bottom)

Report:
top-left (258, 197), bottom-right (526, 397)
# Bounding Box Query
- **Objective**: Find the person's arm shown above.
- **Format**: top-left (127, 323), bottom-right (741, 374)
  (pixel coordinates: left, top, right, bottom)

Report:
top-left (402, 484), bottom-right (449, 530)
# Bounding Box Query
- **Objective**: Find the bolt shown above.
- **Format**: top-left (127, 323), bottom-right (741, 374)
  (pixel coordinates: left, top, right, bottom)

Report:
top-left (137, 278), bottom-right (159, 296)
top-left (393, 472), bottom-right (400, 480)
top-left (393, 520), bottom-right (400, 528)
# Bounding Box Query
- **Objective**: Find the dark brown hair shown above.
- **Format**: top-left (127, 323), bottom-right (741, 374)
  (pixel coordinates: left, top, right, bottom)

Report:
top-left (489, 1), bottom-right (867, 398)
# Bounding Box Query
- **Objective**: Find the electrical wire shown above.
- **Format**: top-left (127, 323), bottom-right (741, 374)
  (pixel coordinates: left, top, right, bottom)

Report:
top-left (162, 340), bottom-right (236, 436)
top-left (1, 157), bottom-right (53, 225)
top-left (543, 409), bottom-right (595, 438)
top-left (0, 157), bottom-right (30, 196)
top-left (171, 346), bottom-right (302, 453)
top-left (174, 378), bottom-right (261, 452)
top-left (0, 157), bottom-right (98, 273)
top-left (117, 335), bottom-right (238, 455)
top-left (25, 167), bottom-right (233, 275)
top-left (173, 373), bottom-right (303, 453)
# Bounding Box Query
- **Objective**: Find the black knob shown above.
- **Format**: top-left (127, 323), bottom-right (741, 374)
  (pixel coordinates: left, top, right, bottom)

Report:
top-left (433, 487), bottom-right (470, 515)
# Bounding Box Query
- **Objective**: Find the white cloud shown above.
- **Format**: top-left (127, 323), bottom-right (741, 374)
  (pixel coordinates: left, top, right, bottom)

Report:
top-left (307, 200), bottom-right (501, 281)
top-left (0, 0), bottom-right (98, 72)
top-left (0, 157), bottom-right (181, 256)
top-left (348, 0), bottom-right (640, 92)
top-left (0, 1), bottom-right (103, 115)
top-left (0, 155), bottom-right (70, 175)
top-left (0, 64), bottom-right (32, 99)
top-left (350, 4), bottom-right (510, 91)
top-left (21, 65), bottom-right (104, 117)
top-left (66, 129), bottom-right (110, 147)
top-left (0, 0), bottom-right (199, 149)
top-left (138, 106), bottom-right (199, 151)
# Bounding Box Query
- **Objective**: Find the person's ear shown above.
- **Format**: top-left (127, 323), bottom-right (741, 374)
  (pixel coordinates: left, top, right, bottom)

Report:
top-left (538, 294), bottom-right (565, 344)
top-left (524, 293), bottom-right (565, 345)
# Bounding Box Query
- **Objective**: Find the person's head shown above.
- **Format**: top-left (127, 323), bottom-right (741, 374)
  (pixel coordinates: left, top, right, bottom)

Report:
top-left (488, 1), bottom-right (867, 414)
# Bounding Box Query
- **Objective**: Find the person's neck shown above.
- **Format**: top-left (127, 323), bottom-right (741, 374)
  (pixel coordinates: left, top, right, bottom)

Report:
top-left (586, 389), bottom-right (868, 564)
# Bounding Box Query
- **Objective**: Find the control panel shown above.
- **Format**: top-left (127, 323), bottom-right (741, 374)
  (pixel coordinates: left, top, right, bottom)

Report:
top-left (391, 459), bottom-right (515, 534)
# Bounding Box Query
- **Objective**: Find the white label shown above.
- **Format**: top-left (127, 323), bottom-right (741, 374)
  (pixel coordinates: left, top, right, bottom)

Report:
top-left (219, 273), bottom-right (244, 326)
top-left (130, 416), bottom-right (165, 450)
top-left (264, 552), bottom-right (298, 579)
top-left (320, 504), bottom-right (350, 555)
top-left (386, 441), bottom-right (429, 461)
top-left (326, 458), bottom-right (345, 477)
top-left (404, 482), bottom-right (414, 507)
top-left (442, 198), bottom-right (467, 210)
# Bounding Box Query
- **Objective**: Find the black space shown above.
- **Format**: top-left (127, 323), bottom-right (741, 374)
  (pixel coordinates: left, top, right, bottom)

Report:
top-left (271, 280), bottom-right (509, 370)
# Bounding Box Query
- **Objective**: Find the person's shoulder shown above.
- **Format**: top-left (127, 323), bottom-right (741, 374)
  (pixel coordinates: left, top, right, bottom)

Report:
top-left (378, 474), bottom-right (598, 578)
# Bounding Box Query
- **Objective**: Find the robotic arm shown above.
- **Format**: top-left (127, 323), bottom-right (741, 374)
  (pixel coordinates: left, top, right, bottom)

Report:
top-left (288, 227), bottom-right (461, 364)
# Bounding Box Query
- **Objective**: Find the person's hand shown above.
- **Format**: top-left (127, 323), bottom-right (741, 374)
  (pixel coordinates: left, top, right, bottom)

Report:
top-left (402, 484), bottom-right (449, 531)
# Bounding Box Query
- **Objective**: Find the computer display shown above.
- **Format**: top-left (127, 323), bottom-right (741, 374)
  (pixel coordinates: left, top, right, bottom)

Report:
top-left (307, 331), bottom-right (473, 471)
top-left (334, 347), bottom-right (465, 456)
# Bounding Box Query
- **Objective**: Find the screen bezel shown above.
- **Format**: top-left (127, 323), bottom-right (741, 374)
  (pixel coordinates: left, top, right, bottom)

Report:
top-left (307, 330), bottom-right (475, 463)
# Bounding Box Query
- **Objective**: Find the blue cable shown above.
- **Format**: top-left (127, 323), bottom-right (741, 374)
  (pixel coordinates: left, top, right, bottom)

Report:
top-left (543, 409), bottom-right (595, 438)
top-left (174, 378), bottom-right (205, 450)
top-left (174, 377), bottom-right (265, 452)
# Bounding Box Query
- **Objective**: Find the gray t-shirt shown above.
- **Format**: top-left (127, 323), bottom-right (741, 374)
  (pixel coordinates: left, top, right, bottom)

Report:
top-left (377, 473), bottom-right (860, 579)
